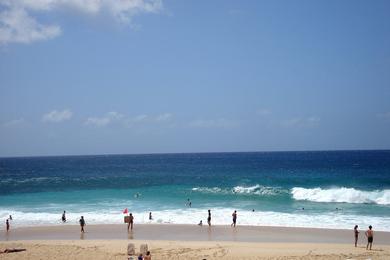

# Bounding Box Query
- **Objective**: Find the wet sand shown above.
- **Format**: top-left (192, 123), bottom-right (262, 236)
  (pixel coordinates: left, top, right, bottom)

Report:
top-left (2, 224), bottom-right (390, 244)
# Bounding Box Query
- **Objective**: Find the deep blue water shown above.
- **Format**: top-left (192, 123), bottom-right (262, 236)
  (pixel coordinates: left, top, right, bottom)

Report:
top-left (1, 150), bottom-right (390, 230)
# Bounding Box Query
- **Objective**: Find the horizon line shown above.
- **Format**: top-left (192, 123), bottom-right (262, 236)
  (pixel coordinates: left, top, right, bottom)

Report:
top-left (1, 148), bottom-right (389, 159)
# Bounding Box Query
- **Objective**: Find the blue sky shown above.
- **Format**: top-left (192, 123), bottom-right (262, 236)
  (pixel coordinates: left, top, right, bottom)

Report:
top-left (0, 0), bottom-right (389, 157)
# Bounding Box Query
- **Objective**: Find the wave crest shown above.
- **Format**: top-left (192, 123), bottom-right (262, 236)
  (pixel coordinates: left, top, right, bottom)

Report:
top-left (192, 185), bottom-right (284, 196)
top-left (291, 187), bottom-right (390, 205)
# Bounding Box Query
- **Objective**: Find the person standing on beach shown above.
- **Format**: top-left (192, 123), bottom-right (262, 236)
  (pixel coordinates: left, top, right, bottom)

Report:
top-left (62, 211), bottom-right (66, 222)
top-left (5, 219), bottom-right (9, 232)
top-left (144, 251), bottom-right (152, 260)
top-left (149, 212), bottom-right (153, 220)
top-left (354, 225), bottom-right (359, 247)
top-left (365, 225), bottom-right (374, 250)
top-left (207, 210), bottom-right (211, 226)
top-left (231, 210), bottom-right (237, 227)
top-left (79, 216), bottom-right (85, 233)
top-left (128, 213), bottom-right (134, 231)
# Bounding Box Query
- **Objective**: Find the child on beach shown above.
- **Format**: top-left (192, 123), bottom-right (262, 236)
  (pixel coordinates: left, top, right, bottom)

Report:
top-left (144, 251), bottom-right (152, 260)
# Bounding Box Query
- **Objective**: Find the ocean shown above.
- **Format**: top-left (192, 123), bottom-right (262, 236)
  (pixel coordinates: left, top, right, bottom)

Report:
top-left (1, 150), bottom-right (390, 231)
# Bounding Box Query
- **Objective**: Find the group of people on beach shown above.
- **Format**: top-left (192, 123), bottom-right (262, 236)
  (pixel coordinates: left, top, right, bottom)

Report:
top-left (2, 209), bottom-right (378, 253)
top-left (59, 211), bottom-right (85, 233)
top-left (354, 225), bottom-right (375, 250)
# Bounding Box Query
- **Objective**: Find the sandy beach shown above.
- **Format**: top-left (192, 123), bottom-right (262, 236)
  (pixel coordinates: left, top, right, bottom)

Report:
top-left (1, 224), bottom-right (390, 259)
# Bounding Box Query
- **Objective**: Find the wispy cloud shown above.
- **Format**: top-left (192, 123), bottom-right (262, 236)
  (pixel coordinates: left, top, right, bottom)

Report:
top-left (0, 0), bottom-right (163, 45)
top-left (156, 113), bottom-right (172, 121)
top-left (188, 118), bottom-right (239, 129)
top-left (256, 109), bottom-right (271, 116)
top-left (2, 118), bottom-right (25, 127)
top-left (85, 111), bottom-right (124, 127)
top-left (85, 112), bottom-right (172, 127)
top-left (42, 109), bottom-right (73, 123)
top-left (126, 113), bottom-right (173, 126)
top-left (280, 116), bottom-right (320, 128)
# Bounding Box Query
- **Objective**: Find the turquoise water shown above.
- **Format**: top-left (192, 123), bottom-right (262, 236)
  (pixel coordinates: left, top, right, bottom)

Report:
top-left (1, 151), bottom-right (390, 230)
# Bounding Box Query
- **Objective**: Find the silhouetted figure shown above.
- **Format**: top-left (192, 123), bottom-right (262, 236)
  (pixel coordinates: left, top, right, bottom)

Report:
top-left (79, 216), bottom-right (85, 233)
top-left (354, 225), bottom-right (359, 247)
top-left (62, 211), bottom-right (66, 222)
top-left (231, 210), bottom-right (237, 227)
top-left (128, 213), bottom-right (134, 231)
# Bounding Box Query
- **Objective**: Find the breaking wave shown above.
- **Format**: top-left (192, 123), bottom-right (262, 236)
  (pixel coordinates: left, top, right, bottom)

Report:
top-left (291, 187), bottom-right (390, 205)
top-left (192, 185), bottom-right (285, 196)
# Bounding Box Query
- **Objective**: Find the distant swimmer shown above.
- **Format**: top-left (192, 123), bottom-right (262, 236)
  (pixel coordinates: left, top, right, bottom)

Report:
top-left (62, 211), bottom-right (66, 222)
top-left (79, 216), bottom-right (85, 233)
top-left (198, 220), bottom-right (203, 226)
top-left (231, 210), bottom-right (237, 227)
top-left (6, 219), bottom-right (9, 232)
top-left (207, 210), bottom-right (211, 226)
top-left (149, 212), bottom-right (153, 220)
top-left (128, 213), bottom-right (134, 231)
top-left (365, 225), bottom-right (374, 250)
top-left (354, 225), bottom-right (359, 247)
top-left (9, 215), bottom-right (12, 221)
top-left (134, 193), bottom-right (140, 198)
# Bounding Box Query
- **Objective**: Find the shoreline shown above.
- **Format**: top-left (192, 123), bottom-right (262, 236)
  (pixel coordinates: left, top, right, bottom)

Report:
top-left (2, 224), bottom-right (390, 245)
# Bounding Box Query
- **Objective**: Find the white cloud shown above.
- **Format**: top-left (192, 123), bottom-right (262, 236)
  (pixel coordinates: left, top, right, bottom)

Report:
top-left (189, 118), bottom-right (239, 129)
top-left (133, 114), bottom-right (148, 122)
top-left (0, 0), bottom-right (163, 45)
top-left (280, 116), bottom-right (320, 128)
top-left (156, 113), bottom-right (172, 121)
top-left (42, 109), bottom-right (72, 122)
top-left (85, 117), bottom-right (111, 127)
top-left (2, 118), bottom-right (25, 127)
top-left (84, 111), bottom-right (124, 127)
top-left (0, 8), bottom-right (61, 44)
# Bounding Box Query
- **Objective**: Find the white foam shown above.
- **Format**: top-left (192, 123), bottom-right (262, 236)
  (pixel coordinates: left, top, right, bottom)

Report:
top-left (192, 185), bottom-right (283, 196)
top-left (2, 208), bottom-right (389, 231)
top-left (191, 187), bottom-right (224, 194)
top-left (233, 185), bottom-right (284, 196)
top-left (291, 187), bottom-right (390, 205)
